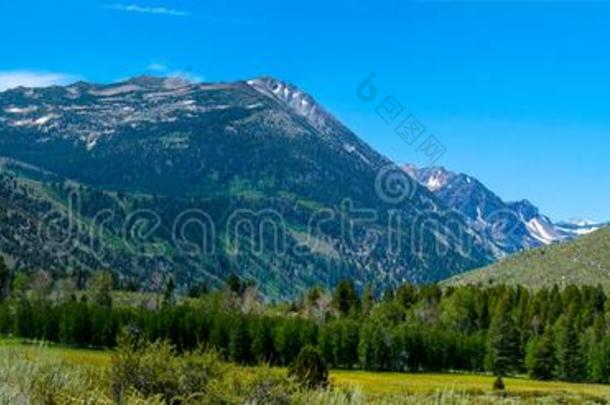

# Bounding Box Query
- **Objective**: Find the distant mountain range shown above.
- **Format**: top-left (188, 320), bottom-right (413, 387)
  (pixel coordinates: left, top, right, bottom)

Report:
top-left (403, 165), bottom-right (606, 258)
top-left (0, 76), bottom-right (495, 297)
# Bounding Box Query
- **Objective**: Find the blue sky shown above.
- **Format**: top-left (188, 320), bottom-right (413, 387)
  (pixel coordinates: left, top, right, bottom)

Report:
top-left (1, 0), bottom-right (609, 221)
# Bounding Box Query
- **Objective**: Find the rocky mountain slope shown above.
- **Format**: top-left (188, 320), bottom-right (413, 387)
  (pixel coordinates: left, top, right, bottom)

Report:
top-left (0, 76), bottom-right (494, 297)
top-left (403, 165), bottom-right (605, 258)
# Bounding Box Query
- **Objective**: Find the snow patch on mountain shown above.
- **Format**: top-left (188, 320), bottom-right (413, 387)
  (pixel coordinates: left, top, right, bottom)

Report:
top-left (555, 219), bottom-right (607, 237)
top-left (527, 217), bottom-right (561, 244)
top-left (402, 164), bottom-right (604, 258)
top-left (246, 76), bottom-right (339, 136)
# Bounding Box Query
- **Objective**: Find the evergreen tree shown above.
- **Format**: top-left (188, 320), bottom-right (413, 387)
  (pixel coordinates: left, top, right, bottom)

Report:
top-left (333, 279), bottom-right (360, 316)
top-left (487, 297), bottom-right (519, 376)
top-left (525, 326), bottom-right (556, 380)
top-left (90, 271), bottom-right (113, 309)
top-left (555, 309), bottom-right (586, 382)
top-left (162, 277), bottom-right (176, 306)
top-left (251, 318), bottom-right (275, 363)
top-left (0, 258), bottom-right (10, 300)
top-left (228, 316), bottom-right (251, 364)
top-left (361, 285), bottom-right (375, 317)
top-left (588, 335), bottom-right (610, 383)
top-left (227, 274), bottom-right (244, 296)
top-left (14, 296), bottom-right (34, 338)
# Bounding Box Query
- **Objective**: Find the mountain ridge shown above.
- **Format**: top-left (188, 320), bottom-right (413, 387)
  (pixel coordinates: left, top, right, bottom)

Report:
top-left (403, 164), bottom-right (606, 258)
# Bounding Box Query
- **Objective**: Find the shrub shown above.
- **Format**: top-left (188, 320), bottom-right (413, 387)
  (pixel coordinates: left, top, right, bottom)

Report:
top-left (110, 329), bottom-right (228, 403)
top-left (289, 345), bottom-right (329, 389)
top-left (493, 376), bottom-right (505, 391)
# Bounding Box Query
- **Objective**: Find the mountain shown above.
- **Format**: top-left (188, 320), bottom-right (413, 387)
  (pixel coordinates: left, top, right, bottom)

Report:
top-left (444, 225), bottom-right (610, 290)
top-left (555, 219), bottom-right (607, 239)
top-left (0, 76), bottom-right (494, 297)
top-left (403, 165), bottom-right (568, 257)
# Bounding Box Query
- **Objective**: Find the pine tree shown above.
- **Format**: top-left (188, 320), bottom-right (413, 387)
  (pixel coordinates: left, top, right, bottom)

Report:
top-left (588, 335), bottom-right (610, 383)
top-left (228, 316), bottom-right (251, 364)
top-left (90, 271), bottom-right (113, 309)
top-left (162, 277), bottom-right (176, 306)
top-left (361, 285), bottom-right (375, 317)
top-left (0, 258), bottom-right (10, 301)
top-left (487, 297), bottom-right (519, 376)
top-left (251, 318), bottom-right (275, 363)
top-left (555, 309), bottom-right (586, 382)
top-left (333, 279), bottom-right (360, 316)
top-left (525, 326), bottom-right (556, 380)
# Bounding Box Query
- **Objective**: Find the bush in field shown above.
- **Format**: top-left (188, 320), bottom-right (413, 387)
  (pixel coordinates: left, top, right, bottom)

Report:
top-left (110, 332), bottom-right (178, 402)
top-left (493, 376), bottom-right (505, 391)
top-left (289, 345), bottom-right (329, 389)
top-left (110, 328), bottom-right (229, 403)
top-left (223, 365), bottom-right (299, 405)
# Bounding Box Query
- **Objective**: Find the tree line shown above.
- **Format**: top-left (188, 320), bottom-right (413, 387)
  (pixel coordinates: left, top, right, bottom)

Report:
top-left (1, 259), bottom-right (610, 384)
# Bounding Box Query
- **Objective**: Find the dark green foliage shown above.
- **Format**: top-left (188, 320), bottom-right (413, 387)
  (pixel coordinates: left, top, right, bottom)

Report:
top-left (525, 327), bottom-right (556, 380)
top-left (227, 274), bottom-right (245, 296)
top-left (289, 345), bottom-right (329, 389)
top-left (251, 318), bottom-right (276, 363)
top-left (0, 258), bottom-right (10, 300)
top-left (493, 376), bottom-right (505, 391)
top-left (0, 281), bottom-right (607, 386)
top-left (487, 297), bottom-right (520, 376)
top-left (229, 316), bottom-right (251, 364)
top-left (90, 271), bottom-right (113, 309)
top-left (333, 279), bottom-right (360, 317)
top-left (110, 329), bottom-right (226, 403)
top-left (555, 309), bottom-right (586, 382)
top-left (163, 277), bottom-right (176, 306)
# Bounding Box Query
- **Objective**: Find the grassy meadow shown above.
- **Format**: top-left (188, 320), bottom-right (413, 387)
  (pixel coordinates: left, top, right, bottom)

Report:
top-left (446, 225), bottom-right (610, 290)
top-left (2, 339), bottom-right (609, 404)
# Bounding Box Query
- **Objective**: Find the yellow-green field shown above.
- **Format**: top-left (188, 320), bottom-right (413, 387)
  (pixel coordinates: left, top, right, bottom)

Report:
top-left (2, 339), bottom-right (610, 402)
top-left (331, 370), bottom-right (610, 399)
top-left (0, 339), bottom-right (110, 368)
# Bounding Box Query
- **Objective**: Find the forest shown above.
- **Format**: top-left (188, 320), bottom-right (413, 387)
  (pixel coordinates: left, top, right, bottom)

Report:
top-left (1, 257), bottom-right (609, 385)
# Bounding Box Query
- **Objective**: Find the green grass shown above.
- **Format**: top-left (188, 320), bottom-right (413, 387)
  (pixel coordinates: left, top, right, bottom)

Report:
top-left (0, 339), bottom-right (111, 368)
top-left (331, 370), bottom-right (610, 399)
top-left (445, 226), bottom-right (610, 290)
top-left (2, 339), bottom-right (609, 402)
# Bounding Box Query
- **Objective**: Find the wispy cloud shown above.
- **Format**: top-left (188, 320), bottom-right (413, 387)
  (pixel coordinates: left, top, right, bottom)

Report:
top-left (146, 62), bottom-right (203, 83)
top-left (0, 71), bottom-right (80, 91)
top-left (147, 63), bottom-right (168, 72)
top-left (106, 3), bottom-right (191, 17)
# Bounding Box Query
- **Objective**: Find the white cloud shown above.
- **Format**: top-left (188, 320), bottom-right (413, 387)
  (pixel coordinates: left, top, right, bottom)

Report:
top-left (107, 4), bottom-right (191, 17)
top-left (168, 71), bottom-right (203, 83)
top-left (147, 63), bottom-right (168, 72)
top-left (145, 63), bottom-right (203, 83)
top-left (0, 71), bottom-right (80, 92)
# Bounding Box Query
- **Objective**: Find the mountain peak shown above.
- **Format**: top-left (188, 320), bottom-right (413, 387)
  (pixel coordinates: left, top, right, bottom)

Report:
top-left (246, 76), bottom-right (341, 136)
top-left (119, 75), bottom-right (195, 90)
top-left (402, 165), bottom-right (455, 191)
